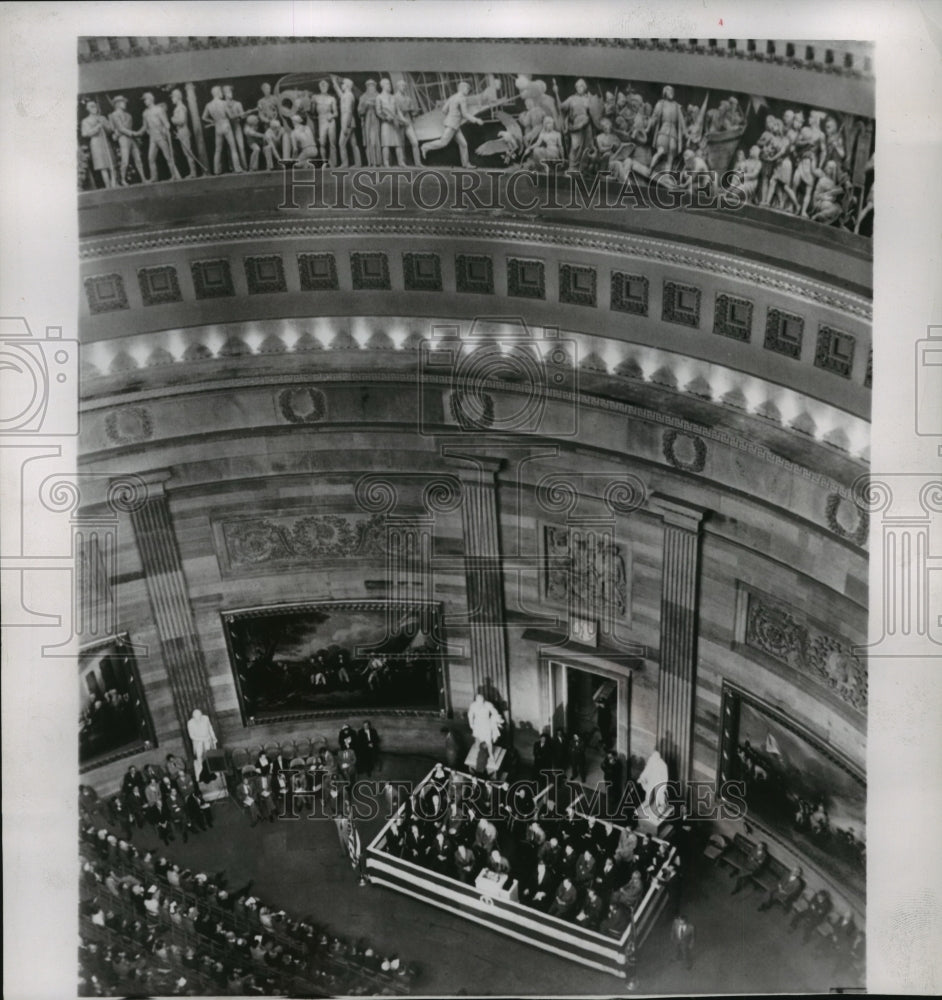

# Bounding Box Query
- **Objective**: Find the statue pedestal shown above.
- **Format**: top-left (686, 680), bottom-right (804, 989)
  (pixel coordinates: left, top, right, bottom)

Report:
top-left (463, 744), bottom-right (507, 778)
top-left (635, 801), bottom-right (671, 837)
top-left (199, 772), bottom-right (229, 802)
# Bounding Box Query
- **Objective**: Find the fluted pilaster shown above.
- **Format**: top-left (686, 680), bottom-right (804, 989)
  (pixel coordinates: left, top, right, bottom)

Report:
top-left (127, 471), bottom-right (216, 753)
top-left (650, 494), bottom-right (705, 789)
top-left (449, 455), bottom-right (510, 714)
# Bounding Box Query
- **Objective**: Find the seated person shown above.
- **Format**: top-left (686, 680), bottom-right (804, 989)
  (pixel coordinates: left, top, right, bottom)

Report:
top-left (473, 817), bottom-right (498, 858)
top-left (574, 848), bottom-right (598, 887)
top-left (790, 888), bottom-right (833, 943)
top-left (485, 849), bottom-right (511, 886)
top-left (454, 843), bottom-right (477, 884)
top-left (614, 823), bottom-right (639, 868)
top-left (574, 887), bottom-right (606, 930)
top-left (538, 835), bottom-right (562, 872)
top-left (548, 876), bottom-right (578, 919)
top-left (599, 901), bottom-right (631, 938)
top-left (584, 816), bottom-right (613, 856)
top-left (758, 865), bottom-right (805, 912)
top-left (558, 843), bottom-right (578, 879)
top-left (593, 855), bottom-right (620, 897)
top-left (428, 830), bottom-right (454, 876)
top-left (613, 870), bottom-right (646, 912)
top-left (521, 859), bottom-right (557, 911)
top-left (731, 840), bottom-right (769, 895)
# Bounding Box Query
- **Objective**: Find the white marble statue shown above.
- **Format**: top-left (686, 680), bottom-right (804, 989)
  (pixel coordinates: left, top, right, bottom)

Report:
top-left (467, 692), bottom-right (503, 760)
top-left (637, 749), bottom-right (671, 820)
top-left (187, 708), bottom-right (217, 777)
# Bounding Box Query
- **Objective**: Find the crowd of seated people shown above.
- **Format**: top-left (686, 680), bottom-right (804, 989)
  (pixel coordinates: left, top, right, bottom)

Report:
top-left (77, 71), bottom-right (872, 235)
top-left (79, 815), bottom-right (419, 996)
top-left (83, 756), bottom-right (215, 847)
top-left (379, 763), bottom-right (676, 936)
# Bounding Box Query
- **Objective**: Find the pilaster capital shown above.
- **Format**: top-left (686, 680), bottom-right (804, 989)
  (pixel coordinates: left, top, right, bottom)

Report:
top-left (648, 492), bottom-right (707, 533)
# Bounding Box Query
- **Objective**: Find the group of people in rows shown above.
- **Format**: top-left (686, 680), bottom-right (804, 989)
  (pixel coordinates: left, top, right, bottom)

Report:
top-left (234, 721), bottom-right (380, 826)
top-left (79, 816), bottom-right (417, 996)
top-left (382, 762), bottom-right (675, 937)
top-left (90, 756), bottom-right (215, 846)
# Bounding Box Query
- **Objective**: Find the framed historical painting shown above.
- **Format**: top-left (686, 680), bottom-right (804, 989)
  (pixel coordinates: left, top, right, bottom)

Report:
top-left (221, 599), bottom-right (449, 723)
top-left (79, 633), bottom-right (156, 771)
top-left (718, 681), bottom-right (866, 902)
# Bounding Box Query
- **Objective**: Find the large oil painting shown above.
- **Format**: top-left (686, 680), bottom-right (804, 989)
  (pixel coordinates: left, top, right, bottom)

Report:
top-left (719, 684), bottom-right (865, 900)
top-left (79, 634), bottom-right (156, 770)
top-left (222, 600), bottom-right (447, 723)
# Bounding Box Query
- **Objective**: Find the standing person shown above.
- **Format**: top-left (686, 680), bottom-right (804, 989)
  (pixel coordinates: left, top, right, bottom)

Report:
top-left (376, 78), bottom-right (406, 167)
top-left (80, 99), bottom-right (116, 189)
top-left (731, 840), bottom-right (769, 894)
top-left (558, 78), bottom-right (593, 171)
top-left (420, 80), bottom-right (484, 168)
top-left (393, 79), bottom-right (423, 165)
top-left (256, 81), bottom-right (279, 128)
top-left (169, 89), bottom-right (201, 178)
top-left (141, 92), bottom-right (181, 182)
top-left (355, 721), bottom-right (380, 777)
top-left (201, 85), bottom-right (243, 175)
top-left (312, 78), bottom-right (338, 167)
top-left (533, 730), bottom-right (554, 787)
top-left (235, 773), bottom-right (261, 827)
top-left (568, 733), bottom-right (587, 784)
top-left (337, 735), bottom-right (358, 808)
top-left (357, 79), bottom-right (382, 167)
top-left (671, 914), bottom-right (695, 970)
top-left (108, 95), bottom-right (146, 186)
top-left (601, 749), bottom-right (624, 813)
top-left (222, 85), bottom-right (247, 171)
top-left (646, 84), bottom-right (686, 173)
top-left (332, 76), bottom-right (362, 167)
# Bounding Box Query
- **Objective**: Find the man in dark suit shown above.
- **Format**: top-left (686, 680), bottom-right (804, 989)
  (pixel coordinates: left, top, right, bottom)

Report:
top-left (355, 721), bottom-right (380, 777)
top-left (533, 732), bottom-right (554, 787)
top-left (549, 876), bottom-right (578, 919)
top-left (758, 866), bottom-right (804, 912)
top-left (671, 914), bottom-right (695, 969)
top-left (454, 843), bottom-right (477, 884)
top-left (522, 859), bottom-right (557, 911)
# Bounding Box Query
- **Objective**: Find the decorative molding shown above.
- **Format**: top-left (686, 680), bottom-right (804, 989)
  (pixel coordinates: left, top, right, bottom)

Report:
top-left (455, 253), bottom-right (494, 294)
top-left (559, 263), bottom-right (597, 307)
top-left (297, 252), bottom-right (338, 290)
top-left (276, 386), bottom-right (327, 424)
top-left (104, 406), bottom-right (153, 445)
top-left (350, 251), bottom-right (390, 290)
top-left (713, 293), bottom-right (753, 341)
top-left (137, 265), bottom-right (181, 306)
top-left (190, 258), bottom-right (234, 299)
top-left (864, 347), bottom-right (872, 389)
top-left (662, 429), bottom-right (707, 472)
top-left (825, 493), bottom-right (869, 547)
top-left (662, 280), bottom-right (701, 328)
top-left (507, 257), bottom-right (546, 299)
top-left (610, 271), bottom-right (649, 316)
top-left (449, 388), bottom-right (494, 430)
top-left (80, 217), bottom-right (872, 320)
top-left (216, 511), bottom-right (388, 575)
top-left (543, 523), bottom-right (629, 621)
top-left (741, 586), bottom-right (867, 714)
top-left (403, 252), bottom-right (442, 292)
top-left (83, 368), bottom-right (866, 498)
top-left (244, 254), bottom-right (287, 294)
top-left (814, 325), bottom-right (855, 379)
top-left (84, 273), bottom-right (129, 314)
top-left (77, 37), bottom-right (874, 83)
top-left (764, 307), bottom-right (804, 360)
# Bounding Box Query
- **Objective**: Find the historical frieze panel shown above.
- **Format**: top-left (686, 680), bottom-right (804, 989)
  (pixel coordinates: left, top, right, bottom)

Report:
top-left (214, 510), bottom-right (388, 577)
top-left (542, 523), bottom-right (630, 622)
top-left (739, 584), bottom-right (867, 714)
